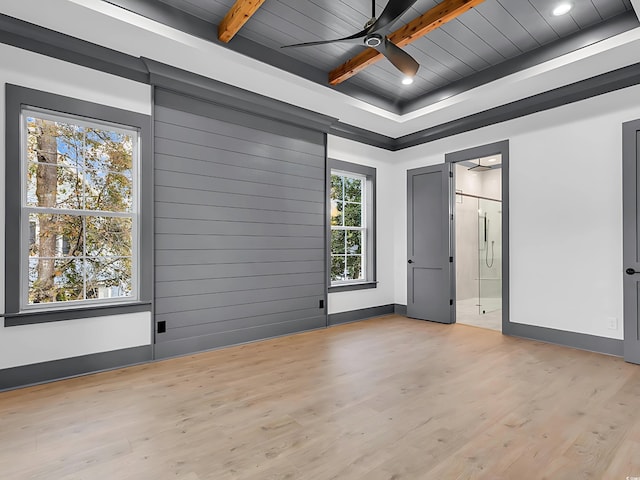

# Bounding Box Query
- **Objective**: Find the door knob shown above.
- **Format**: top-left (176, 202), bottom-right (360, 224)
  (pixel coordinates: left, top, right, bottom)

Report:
top-left (626, 268), bottom-right (639, 275)
top-left (408, 259), bottom-right (414, 264)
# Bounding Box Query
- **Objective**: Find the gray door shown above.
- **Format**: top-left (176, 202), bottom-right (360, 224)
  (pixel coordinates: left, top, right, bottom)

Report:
top-left (407, 164), bottom-right (454, 323)
top-left (623, 119), bottom-right (640, 364)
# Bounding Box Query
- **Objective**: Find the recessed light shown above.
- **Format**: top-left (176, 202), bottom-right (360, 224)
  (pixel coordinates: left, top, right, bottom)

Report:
top-left (552, 2), bottom-right (572, 16)
top-left (402, 77), bottom-right (414, 85)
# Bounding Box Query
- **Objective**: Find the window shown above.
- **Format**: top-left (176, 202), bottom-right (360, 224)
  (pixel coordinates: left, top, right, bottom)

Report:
top-left (22, 110), bottom-right (138, 308)
top-left (5, 84), bottom-right (152, 326)
top-left (331, 171), bottom-right (366, 282)
top-left (328, 159), bottom-right (376, 291)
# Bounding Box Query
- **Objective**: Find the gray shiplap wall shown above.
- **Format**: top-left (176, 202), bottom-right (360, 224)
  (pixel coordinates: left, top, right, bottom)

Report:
top-left (154, 89), bottom-right (327, 358)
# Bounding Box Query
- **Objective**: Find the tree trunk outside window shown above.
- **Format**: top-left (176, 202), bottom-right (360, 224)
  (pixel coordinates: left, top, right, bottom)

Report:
top-left (33, 119), bottom-right (58, 303)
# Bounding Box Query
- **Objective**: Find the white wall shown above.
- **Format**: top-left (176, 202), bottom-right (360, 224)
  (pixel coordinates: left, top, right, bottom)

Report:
top-left (0, 312), bottom-right (152, 370)
top-left (393, 84), bottom-right (640, 340)
top-left (0, 43), bottom-right (152, 369)
top-left (327, 136), bottom-right (395, 314)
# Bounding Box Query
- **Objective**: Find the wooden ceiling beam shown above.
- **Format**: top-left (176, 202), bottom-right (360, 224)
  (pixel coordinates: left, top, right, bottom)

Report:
top-left (329, 0), bottom-right (486, 85)
top-left (218, 0), bottom-right (267, 43)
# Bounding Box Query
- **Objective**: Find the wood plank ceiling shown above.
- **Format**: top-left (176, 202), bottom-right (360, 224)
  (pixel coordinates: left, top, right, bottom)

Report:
top-left (156, 0), bottom-right (636, 108)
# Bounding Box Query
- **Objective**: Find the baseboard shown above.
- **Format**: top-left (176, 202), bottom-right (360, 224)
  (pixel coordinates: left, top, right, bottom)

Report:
top-left (503, 321), bottom-right (623, 357)
top-left (394, 304), bottom-right (407, 316)
top-left (394, 303), bottom-right (621, 357)
top-left (328, 304), bottom-right (396, 326)
top-left (154, 315), bottom-right (327, 359)
top-left (0, 345), bottom-right (153, 391)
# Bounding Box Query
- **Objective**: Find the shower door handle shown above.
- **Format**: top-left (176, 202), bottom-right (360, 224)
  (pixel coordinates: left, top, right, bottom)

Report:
top-left (626, 268), bottom-right (640, 275)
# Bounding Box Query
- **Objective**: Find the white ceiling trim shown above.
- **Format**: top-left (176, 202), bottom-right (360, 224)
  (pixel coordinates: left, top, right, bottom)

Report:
top-left (2, 0), bottom-right (640, 138)
top-left (632, 0), bottom-right (640, 20)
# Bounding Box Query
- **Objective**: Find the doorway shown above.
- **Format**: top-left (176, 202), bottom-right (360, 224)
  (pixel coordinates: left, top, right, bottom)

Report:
top-left (446, 140), bottom-right (509, 333)
top-left (406, 140), bottom-right (509, 329)
top-left (454, 156), bottom-right (502, 331)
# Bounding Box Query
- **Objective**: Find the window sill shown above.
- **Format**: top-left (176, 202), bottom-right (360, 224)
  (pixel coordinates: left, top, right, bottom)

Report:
top-left (329, 281), bottom-right (378, 293)
top-left (3, 301), bottom-right (152, 327)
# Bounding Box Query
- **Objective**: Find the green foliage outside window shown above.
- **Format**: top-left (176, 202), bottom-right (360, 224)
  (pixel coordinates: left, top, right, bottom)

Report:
top-left (25, 114), bottom-right (135, 305)
top-left (330, 172), bottom-right (364, 283)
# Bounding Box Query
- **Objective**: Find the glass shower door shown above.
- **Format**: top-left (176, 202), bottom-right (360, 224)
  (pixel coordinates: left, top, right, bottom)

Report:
top-left (478, 198), bottom-right (502, 314)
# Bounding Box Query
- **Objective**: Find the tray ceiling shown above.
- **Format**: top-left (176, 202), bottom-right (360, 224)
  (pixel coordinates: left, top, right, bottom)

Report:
top-left (121, 0), bottom-right (637, 112)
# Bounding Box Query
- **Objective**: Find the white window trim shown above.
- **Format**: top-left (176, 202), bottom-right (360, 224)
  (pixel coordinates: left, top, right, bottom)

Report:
top-left (330, 169), bottom-right (368, 286)
top-left (20, 107), bottom-right (140, 312)
top-left (328, 159), bottom-right (376, 292)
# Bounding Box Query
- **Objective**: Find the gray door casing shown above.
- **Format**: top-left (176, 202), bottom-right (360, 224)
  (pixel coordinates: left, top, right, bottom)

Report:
top-left (623, 119), bottom-right (640, 364)
top-left (406, 164), bottom-right (454, 323)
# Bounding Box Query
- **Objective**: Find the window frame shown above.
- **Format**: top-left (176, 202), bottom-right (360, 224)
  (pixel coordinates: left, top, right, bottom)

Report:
top-left (327, 159), bottom-right (376, 293)
top-left (5, 84), bottom-right (152, 326)
top-left (330, 169), bottom-right (368, 285)
top-left (20, 107), bottom-right (140, 311)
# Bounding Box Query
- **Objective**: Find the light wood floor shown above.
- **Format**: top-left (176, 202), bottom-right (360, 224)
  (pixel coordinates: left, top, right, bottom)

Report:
top-left (2, 316), bottom-right (640, 480)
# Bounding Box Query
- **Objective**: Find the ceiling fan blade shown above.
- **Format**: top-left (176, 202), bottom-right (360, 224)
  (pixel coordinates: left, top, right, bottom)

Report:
top-left (281, 29), bottom-right (368, 49)
top-left (370, 0), bottom-right (420, 34)
top-left (379, 37), bottom-right (420, 77)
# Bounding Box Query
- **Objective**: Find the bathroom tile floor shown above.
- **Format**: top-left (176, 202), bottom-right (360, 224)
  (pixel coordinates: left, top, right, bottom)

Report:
top-left (456, 297), bottom-right (502, 331)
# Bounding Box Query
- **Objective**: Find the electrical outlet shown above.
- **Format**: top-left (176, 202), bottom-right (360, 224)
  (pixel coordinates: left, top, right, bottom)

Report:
top-left (606, 317), bottom-right (617, 330)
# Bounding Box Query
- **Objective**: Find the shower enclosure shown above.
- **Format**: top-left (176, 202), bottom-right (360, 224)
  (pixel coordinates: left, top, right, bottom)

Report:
top-left (454, 159), bottom-right (502, 329)
top-left (455, 192), bottom-right (502, 316)
top-left (477, 198), bottom-right (502, 314)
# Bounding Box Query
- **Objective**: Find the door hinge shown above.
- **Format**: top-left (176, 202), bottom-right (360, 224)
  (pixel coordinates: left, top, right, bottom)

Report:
top-left (449, 256), bottom-right (453, 263)
top-left (449, 299), bottom-right (453, 306)
top-left (450, 213), bottom-right (454, 221)
top-left (449, 171), bottom-right (453, 178)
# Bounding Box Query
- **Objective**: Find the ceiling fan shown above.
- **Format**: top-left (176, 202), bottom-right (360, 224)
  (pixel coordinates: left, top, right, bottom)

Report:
top-left (281, 0), bottom-right (420, 80)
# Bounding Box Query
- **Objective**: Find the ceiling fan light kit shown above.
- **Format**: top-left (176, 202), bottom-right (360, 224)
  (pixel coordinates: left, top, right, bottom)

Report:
top-left (365, 34), bottom-right (383, 47)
